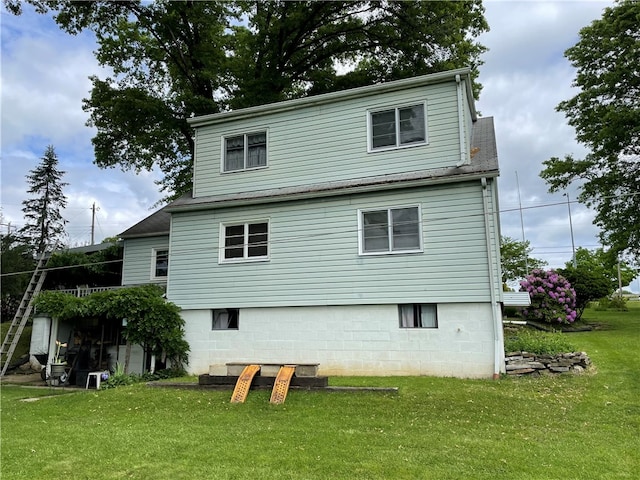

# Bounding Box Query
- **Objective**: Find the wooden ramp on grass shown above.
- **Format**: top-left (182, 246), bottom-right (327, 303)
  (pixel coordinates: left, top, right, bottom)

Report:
top-left (230, 364), bottom-right (260, 403)
top-left (269, 365), bottom-right (296, 404)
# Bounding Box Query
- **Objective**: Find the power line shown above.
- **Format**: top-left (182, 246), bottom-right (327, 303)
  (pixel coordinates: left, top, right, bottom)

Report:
top-left (0, 259), bottom-right (123, 278)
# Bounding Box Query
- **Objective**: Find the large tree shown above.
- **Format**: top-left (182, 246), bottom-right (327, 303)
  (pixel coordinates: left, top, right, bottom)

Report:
top-left (19, 145), bottom-right (68, 253)
top-left (500, 236), bottom-right (547, 285)
top-left (6, 0), bottom-right (488, 199)
top-left (540, 0), bottom-right (640, 256)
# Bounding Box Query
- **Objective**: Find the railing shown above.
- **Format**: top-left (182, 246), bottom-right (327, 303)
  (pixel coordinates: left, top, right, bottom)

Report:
top-left (53, 286), bottom-right (125, 297)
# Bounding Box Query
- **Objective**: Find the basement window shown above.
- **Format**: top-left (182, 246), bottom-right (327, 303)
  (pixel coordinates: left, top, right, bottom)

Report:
top-left (399, 304), bottom-right (438, 328)
top-left (212, 308), bottom-right (239, 330)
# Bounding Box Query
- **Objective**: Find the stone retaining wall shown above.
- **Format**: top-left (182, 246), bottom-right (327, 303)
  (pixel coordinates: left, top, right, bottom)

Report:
top-left (505, 351), bottom-right (591, 376)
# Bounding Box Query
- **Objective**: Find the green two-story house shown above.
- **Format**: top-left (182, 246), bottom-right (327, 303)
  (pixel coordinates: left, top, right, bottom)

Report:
top-left (122, 67), bottom-right (505, 378)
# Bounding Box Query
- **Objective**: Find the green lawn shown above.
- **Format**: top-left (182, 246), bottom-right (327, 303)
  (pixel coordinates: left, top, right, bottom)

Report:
top-left (1, 304), bottom-right (638, 479)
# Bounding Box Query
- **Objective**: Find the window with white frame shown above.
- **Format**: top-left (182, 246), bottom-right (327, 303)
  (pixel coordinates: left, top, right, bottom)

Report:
top-left (359, 206), bottom-right (422, 254)
top-left (212, 308), bottom-right (239, 330)
top-left (223, 131), bottom-right (267, 172)
top-left (368, 103), bottom-right (427, 151)
top-left (399, 304), bottom-right (438, 328)
top-left (220, 221), bottom-right (269, 262)
top-left (152, 248), bottom-right (169, 279)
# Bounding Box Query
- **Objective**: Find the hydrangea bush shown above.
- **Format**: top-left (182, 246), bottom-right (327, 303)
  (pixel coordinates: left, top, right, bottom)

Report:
top-left (520, 269), bottom-right (577, 324)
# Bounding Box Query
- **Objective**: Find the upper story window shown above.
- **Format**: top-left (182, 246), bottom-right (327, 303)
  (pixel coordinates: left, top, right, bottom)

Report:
top-left (368, 103), bottom-right (427, 152)
top-left (151, 248), bottom-right (169, 280)
top-left (223, 131), bottom-right (267, 172)
top-left (220, 221), bottom-right (269, 263)
top-left (359, 206), bottom-right (422, 255)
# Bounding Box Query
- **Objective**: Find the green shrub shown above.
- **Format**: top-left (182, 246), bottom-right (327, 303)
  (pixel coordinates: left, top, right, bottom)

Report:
top-left (102, 363), bottom-right (185, 389)
top-left (595, 296), bottom-right (628, 311)
top-left (504, 328), bottom-right (576, 355)
top-left (502, 306), bottom-right (521, 318)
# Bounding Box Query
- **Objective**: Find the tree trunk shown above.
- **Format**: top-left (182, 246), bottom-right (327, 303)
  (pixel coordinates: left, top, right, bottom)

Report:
top-left (124, 341), bottom-right (132, 374)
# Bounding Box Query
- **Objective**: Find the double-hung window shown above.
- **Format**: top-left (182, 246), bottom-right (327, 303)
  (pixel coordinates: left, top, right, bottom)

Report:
top-left (223, 131), bottom-right (267, 172)
top-left (359, 206), bottom-right (422, 255)
top-left (220, 221), bottom-right (269, 263)
top-left (399, 304), bottom-right (438, 328)
top-left (151, 248), bottom-right (169, 280)
top-left (368, 103), bottom-right (427, 151)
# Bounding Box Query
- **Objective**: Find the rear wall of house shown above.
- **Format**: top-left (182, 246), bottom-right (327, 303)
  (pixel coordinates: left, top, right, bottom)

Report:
top-left (167, 180), bottom-right (500, 308)
top-left (182, 303), bottom-right (496, 378)
top-left (192, 81), bottom-right (465, 198)
top-left (122, 235), bottom-right (169, 286)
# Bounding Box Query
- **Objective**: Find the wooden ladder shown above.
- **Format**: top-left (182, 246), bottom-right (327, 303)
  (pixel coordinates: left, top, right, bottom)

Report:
top-left (1, 252), bottom-right (49, 376)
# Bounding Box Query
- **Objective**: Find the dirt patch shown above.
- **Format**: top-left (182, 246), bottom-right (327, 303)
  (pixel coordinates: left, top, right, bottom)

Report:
top-left (0, 372), bottom-right (46, 386)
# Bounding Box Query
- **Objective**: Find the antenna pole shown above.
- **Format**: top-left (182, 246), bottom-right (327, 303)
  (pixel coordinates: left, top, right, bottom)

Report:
top-left (515, 171), bottom-right (528, 275)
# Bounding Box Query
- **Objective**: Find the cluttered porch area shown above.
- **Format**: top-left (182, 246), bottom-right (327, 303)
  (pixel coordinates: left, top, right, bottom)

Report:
top-left (32, 314), bottom-right (146, 387)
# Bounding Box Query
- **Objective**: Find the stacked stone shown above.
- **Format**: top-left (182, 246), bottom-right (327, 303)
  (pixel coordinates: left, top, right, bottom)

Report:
top-left (505, 351), bottom-right (591, 376)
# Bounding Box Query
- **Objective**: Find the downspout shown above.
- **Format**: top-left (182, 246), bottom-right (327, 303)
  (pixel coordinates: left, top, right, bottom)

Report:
top-left (455, 74), bottom-right (468, 167)
top-left (481, 177), bottom-right (504, 379)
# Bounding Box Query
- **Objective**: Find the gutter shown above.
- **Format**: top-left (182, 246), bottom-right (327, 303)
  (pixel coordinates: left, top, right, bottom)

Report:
top-left (481, 177), bottom-right (505, 379)
top-left (455, 74), bottom-right (468, 167)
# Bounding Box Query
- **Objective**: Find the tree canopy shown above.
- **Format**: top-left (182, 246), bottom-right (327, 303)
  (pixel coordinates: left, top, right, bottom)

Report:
top-left (19, 145), bottom-right (68, 253)
top-left (540, 0), bottom-right (640, 257)
top-left (7, 0), bottom-right (488, 199)
top-left (500, 236), bottom-right (547, 285)
top-left (566, 247), bottom-right (636, 292)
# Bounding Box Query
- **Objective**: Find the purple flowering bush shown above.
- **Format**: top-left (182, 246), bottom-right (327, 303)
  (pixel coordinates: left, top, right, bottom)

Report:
top-left (520, 269), bottom-right (577, 324)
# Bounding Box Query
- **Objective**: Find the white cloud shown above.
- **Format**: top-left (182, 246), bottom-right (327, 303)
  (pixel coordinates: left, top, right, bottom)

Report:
top-left (0, 5), bottom-right (163, 243)
top-left (477, 0), bottom-right (615, 275)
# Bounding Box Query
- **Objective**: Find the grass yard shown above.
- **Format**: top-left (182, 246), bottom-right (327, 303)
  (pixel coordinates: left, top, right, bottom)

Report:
top-left (1, 304), bottom-right (638, 479)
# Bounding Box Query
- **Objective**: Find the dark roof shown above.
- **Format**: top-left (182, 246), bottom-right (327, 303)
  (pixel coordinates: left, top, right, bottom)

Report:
top-left (166, 117), bottom-right (499, 213)
top-left (470, 116), bottom-right (498, 166)
top-left (45, 241), bottom-right (121, 258)
top-left (118, 207), bottom-right (171, 239)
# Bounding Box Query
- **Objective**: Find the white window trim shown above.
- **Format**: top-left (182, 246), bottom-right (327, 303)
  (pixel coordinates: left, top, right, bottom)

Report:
top-left (220, 129), bottom-right (269, 173)
top-left (218, 219), bottom-right (271, 264)
top-left (150, 247), bottom-right (169, 281)
top-left (366, 101), bottom-right (428, 153)
top-left (398, 304), bottom-right (438, 329)
top-left (357, 205), bottom-right (423, 256)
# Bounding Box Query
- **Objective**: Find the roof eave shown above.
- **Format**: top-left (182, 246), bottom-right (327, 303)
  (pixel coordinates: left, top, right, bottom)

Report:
top-left (166, 168), bottom-right (499, 213)
top-left (187, 68), bottom-right (472, 128)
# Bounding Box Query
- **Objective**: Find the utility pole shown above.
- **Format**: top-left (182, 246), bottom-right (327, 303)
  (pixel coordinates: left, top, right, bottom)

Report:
top-left (617, 260), bottom-right (623, 299)
top-left (91, 202), bottom-right (96, 245)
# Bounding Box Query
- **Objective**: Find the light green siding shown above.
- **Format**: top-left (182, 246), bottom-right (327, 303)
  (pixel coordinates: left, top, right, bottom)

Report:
top-left (193, 82), bottom-right (463, 198)
top-left (122, 235), bottom-right (169, 286)
top-left (168, 180), bottom-right (499, 309)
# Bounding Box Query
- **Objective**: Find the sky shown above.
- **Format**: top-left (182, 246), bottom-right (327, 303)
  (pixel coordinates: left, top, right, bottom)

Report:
top-left (1, 1), bottom-right (637, 292)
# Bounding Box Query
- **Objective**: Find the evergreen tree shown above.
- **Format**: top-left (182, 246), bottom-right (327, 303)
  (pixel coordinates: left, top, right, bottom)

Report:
top-left (20, 145), bottom-right (68, 253)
